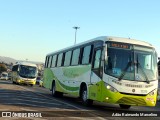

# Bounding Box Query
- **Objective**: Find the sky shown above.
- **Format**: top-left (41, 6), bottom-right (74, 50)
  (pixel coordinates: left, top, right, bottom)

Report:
top-left (0, 0), bottom-right (160, 62)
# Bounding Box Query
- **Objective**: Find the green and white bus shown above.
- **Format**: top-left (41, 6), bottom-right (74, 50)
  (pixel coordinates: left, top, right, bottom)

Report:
top-left (43, 36), bottom-right (158, 109)
top-left (11, 62), bottom-right (38, 86)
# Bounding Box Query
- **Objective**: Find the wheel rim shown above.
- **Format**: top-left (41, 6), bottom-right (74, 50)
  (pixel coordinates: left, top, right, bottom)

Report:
top-left (82, 90), bottom-right (87, 102)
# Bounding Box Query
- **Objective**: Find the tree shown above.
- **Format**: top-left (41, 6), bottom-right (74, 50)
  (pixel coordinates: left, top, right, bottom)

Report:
top-left (0, 63), bottom-right (7, 73)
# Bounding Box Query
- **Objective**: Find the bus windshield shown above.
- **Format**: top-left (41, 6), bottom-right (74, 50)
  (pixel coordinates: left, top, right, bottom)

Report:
top-left (105, 44), bottom-right (158, 82)
top-left (19, 65), bottom-right (37, 78)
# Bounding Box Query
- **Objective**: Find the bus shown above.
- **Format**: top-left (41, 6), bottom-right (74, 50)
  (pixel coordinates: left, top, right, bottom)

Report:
top-left (11, 62), bottom-right (38, 86)
top-left (43, 36), bottom-right (158, 109)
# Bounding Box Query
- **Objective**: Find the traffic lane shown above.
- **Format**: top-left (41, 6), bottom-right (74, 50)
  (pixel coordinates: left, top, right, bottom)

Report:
top-left (0, 81), bottom-right (81, 111)
top-left (23, 83), bottom-right (160, 119)
top-left (0, 81), bottom-right (107, 120)
top-left (1, 80), bottom-right (160, 120)
top-left (27, 84), bottom-right (160, 111)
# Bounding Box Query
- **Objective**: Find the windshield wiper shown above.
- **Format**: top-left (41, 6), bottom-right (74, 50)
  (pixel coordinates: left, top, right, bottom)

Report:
top-left (118, 61), bottom-right (132, 81)
top-left (136, 55), bottom-right (150, 84)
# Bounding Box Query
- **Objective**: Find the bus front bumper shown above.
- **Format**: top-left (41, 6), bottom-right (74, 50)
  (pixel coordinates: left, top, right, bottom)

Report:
top-left (16, 79), bottom-right (36, 85)
top-left (103, 90), bottom-right (157, 107)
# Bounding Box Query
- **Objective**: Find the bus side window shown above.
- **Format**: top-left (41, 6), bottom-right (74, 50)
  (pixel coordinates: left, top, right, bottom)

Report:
top-left (71, 48), bottom-right (80, 66)
top-left (51, 55), bottom-right (57, 68)
top-left (82, 45), bottom-right (92, 64)
top-left (64, 51), bottom-right (72, 66)
top-left (48, 56), bottom-right (52, 68)
top-left (57, 53), bottom-right (63, 67)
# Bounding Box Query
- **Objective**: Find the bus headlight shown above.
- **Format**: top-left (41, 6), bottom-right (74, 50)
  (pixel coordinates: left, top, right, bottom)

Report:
top-left (105, 83), bottom-right (118, 92)
top-left (148, 89), bottom-right (157, 96)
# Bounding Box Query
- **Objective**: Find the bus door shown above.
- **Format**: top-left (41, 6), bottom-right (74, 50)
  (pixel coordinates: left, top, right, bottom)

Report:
top-left (90, 47), bottom-right (103, 100)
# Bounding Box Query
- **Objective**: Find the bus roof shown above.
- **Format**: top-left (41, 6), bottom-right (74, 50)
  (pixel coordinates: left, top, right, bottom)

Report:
top-left (13, 62), bottom-right (37, 67)
top-left (47, 36), bottom-right (154, 56)
top-left (96, 36), bottom-right (153, 47)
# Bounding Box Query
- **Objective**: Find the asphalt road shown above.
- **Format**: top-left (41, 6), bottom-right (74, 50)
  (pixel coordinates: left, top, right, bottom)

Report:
top-left (0, 80), bottom-right (160, 120)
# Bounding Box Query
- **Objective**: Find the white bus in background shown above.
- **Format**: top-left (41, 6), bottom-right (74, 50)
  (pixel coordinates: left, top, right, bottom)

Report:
top-left (11, 62), bottom-right (38, 86)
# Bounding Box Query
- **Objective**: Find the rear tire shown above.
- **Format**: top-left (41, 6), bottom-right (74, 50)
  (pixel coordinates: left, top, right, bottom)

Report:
top-left (81, 86), bottom-right (93, 106)
top-left (119, 104), bottom-right (131, 109)
top-left (52, 81), bottom-right (63, 97)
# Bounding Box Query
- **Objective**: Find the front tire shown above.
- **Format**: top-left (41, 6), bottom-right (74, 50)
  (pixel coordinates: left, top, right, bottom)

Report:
top-left (81, 86), bottom-right (93, 106)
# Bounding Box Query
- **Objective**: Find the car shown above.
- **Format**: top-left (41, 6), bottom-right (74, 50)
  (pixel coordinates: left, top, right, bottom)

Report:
top-left (0, 72), bottom-right (9, 80)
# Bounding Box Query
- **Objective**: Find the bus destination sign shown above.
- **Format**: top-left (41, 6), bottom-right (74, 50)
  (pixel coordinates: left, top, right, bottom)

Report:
top-left (109, 42), bottom-right (130, 49)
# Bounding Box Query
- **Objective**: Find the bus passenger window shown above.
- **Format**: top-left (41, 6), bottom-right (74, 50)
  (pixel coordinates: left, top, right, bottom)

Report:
top-left (71, 48), bottom-right (80, 65)
top-left (57, 53), bottom-right (63, 67)
top-left (51, 55), bottom-right (57, 68)
top-left (82, 45), bottom-right (91, 64)
top-left (48, 56), bottom-right (53, 68)
top-left (64, 51), bottom-right (72, 66)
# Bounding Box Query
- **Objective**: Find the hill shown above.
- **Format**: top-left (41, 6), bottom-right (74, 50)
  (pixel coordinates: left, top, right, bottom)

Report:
top-left (0, 56), bottom-right (17, 64)
top-left (0, 56), bottom-right (44, 64)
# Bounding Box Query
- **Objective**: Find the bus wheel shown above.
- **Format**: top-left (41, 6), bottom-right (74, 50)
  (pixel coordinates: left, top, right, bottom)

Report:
top-left (119, 104), bottom-right (131, 109)
top-left (12, 81), bottom-right (16, 84)
top-left (81, 86), bottom-right (93, 106)
top-left (52, 82), bottom-right (56, 96)
top-left (52, 82), bottom-right (63, 97)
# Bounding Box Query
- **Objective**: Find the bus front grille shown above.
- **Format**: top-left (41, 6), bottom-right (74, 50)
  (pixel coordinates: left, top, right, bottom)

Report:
top-left (116, 97), bottom-right (146, 106)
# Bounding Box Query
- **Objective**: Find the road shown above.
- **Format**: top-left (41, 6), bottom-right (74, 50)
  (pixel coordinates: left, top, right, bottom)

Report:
top-left (0, 80), bottom-right (160, 120)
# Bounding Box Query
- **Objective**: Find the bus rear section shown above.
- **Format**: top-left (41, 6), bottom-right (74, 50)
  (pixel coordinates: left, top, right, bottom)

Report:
top-left (12, 62), bottom-right (38, 86)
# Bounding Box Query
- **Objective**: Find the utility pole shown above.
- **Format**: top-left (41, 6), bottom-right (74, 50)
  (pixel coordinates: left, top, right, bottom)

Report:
top-left (73, 26), bottom-right (80, 45)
